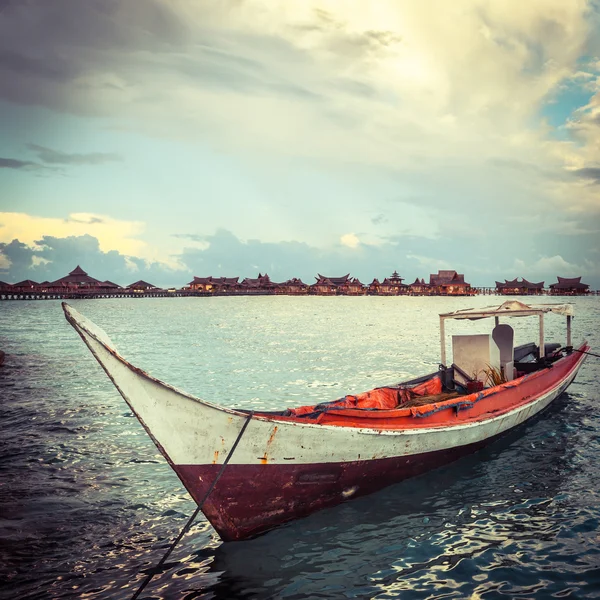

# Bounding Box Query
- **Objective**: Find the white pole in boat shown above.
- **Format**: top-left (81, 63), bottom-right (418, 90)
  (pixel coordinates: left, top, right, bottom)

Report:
top-left (539, 314), bottom-right (545, 358)
top-left (440, 316), bottom-right (446, 366)
top-left (566, 315), bottom-right (572, 347)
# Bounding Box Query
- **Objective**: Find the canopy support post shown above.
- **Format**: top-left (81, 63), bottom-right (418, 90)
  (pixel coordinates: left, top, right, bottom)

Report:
top-left (440, 316), bottom-right (446, 366)
top-left (567, 315), bottom-right (572, 347)
top-left (495, 317), bottom-right (499, 326)
top-left (539, 314), bottom-right (545, 358)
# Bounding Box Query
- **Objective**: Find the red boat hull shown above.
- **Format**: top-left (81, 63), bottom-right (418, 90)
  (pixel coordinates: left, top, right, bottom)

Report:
top-left (176, 436), bottom-right (503, 541)
top-left (174, 347), bottom-right (587, 541)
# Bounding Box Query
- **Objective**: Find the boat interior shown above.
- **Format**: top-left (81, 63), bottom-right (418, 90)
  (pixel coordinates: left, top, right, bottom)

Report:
top-left (253, 303), bottom-right (578, 419)
top-left (261, 335), bottom-right (571, 419)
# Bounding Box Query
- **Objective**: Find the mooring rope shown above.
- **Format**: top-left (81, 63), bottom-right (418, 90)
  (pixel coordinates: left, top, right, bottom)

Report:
top-left (131, 411), bottom-right (254, 600)
top-left (572, 348), bottom-right (600, 359)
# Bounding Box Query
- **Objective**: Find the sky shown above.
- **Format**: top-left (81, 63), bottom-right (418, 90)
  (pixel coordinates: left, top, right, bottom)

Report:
top-left (1, 0), bottom-right (599, 288)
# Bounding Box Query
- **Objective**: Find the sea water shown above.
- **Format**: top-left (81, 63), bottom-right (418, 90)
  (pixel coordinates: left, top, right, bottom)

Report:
top-left (1, 296), bottom-right (599, 599)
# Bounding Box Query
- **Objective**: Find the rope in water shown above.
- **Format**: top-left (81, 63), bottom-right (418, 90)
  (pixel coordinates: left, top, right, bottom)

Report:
top-left (131, 411), bottom-right (254, 600)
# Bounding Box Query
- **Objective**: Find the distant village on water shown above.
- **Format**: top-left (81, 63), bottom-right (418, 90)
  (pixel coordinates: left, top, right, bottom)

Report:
top-left (0, 265), bottom-right (594, 300)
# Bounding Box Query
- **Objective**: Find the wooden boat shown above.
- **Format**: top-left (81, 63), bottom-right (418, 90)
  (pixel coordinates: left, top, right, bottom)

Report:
top-left (63, 301), bottom-right (589, 542)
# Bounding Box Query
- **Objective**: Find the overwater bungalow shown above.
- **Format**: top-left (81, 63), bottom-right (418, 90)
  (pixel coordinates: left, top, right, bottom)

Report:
top-left (210, 277), bottom-right (240, 294)
top-left (239, 273), bottom-right (276, 294)
top-left (368, 278), bottom-right (381, 295)
top-left (548, 276), bottom-right (590, 295)
top-left (127, 280), bottom-right (160, 293)
top-left (47, 265), bottom-right (104, 293)
top-left (346, 277), bottom-right (366, 295)
top-left (409, 278), bottom-right (430, 295)
top-left (378, 271), bottom-right (408, 295)
top-left (101, 280), bottom-right (123, 291)
top-left (188, 277), bottom-right (215, 293)
top-left (429, 270), bottom-right (472, 295)
top-left (11, 279), bottom-right (39, 292)
top-left (311, 274), bottom-right (352, 295)
top-left (188, 276), bottom-right (239, 293)
top-left (495, 278), bottom-right (544, 295)
top-left (276, 278), bottom-right (309, 295)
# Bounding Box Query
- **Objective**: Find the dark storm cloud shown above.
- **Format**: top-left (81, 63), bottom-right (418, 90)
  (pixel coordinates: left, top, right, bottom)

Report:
top-left (0, 239), bottom-right (36, 274)
top-left (573, 167), bottom-right (600, 183)
top-left (179, 229), bottom-right (325, 283)
top-left (0, 49), bottom-right (74, 80)
top-left (27, 144), bottom-right (121, 165)
top-left (0, 0), bottom-right (370, 117)
top-left (0, 0), bottom-right (189, 111)
top-left (176, 229), bottom-right (455, 284)
top-left (0, 143), bottom-right (120, 175)
top-left (0, 156), bottom-right (57, 173)
top-left (0, 157), bottom-right (40, 170)
top-left (1, 228), bottom-right (599, 288)
top-left (0, 0), bottom-right (188, 54)
top-left (0, 235), bottom-right (184, 287)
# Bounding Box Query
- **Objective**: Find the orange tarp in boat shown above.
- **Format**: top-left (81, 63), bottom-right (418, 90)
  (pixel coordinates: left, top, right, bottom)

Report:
top-left (287, 376), bottom-right (442, 417)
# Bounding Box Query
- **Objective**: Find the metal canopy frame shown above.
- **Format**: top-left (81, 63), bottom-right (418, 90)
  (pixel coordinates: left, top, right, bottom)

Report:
top-left (438, 301), bottom-right (574, 367)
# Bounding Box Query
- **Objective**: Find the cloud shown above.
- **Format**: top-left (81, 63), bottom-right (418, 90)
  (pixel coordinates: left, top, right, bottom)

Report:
top-left (572, 166), bottom-right (600, 183)
top-left (0, 2), bottom-right (591, 150)
top-left (1, 143), bottom-right (120, 174)
top-left (406, 253), bottom-right (452, 271)
top-left (170, 233), bottom-right (211, 251)
top-left (176, 228), bottom-right (477, 284)
top-left (371, 214), bottom-right (388, 226)
top-left (0, 235), bottom-right (184, 287)
top-left (0, 157), bottom-right (50, 171)
top-left (511, 255), bottom-right (594, 281)
top-left (340, 233), bottom-right (360, 248)
top-left (66, 215), bottom-right (105, 225)
top-left (0, 3), bottom-right (596, 189)
top-left (1, 228), bottom-right (599, 288)
top-left (26, 143), bottom-right (122, 165)
top-left (0, 212), bottom-right (153, 261)
top-left (1, 1), bottom-right (600, 286)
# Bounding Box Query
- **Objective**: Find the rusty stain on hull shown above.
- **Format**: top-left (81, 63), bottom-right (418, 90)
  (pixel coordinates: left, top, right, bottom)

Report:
top-left (267, 426), bottom-right (278, 447)
top-left (259, 425), bottom-right (279, 464)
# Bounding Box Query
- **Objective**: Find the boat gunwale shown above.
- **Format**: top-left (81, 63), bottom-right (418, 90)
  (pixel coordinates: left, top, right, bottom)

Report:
top-left (263, 343), bottom-right (589, 431)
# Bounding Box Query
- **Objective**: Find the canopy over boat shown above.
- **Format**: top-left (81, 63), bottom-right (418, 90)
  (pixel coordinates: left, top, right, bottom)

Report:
top-left (440, 300), bottom-right (574, 320)
top-left (439, 301), bottom-right (574, 365)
